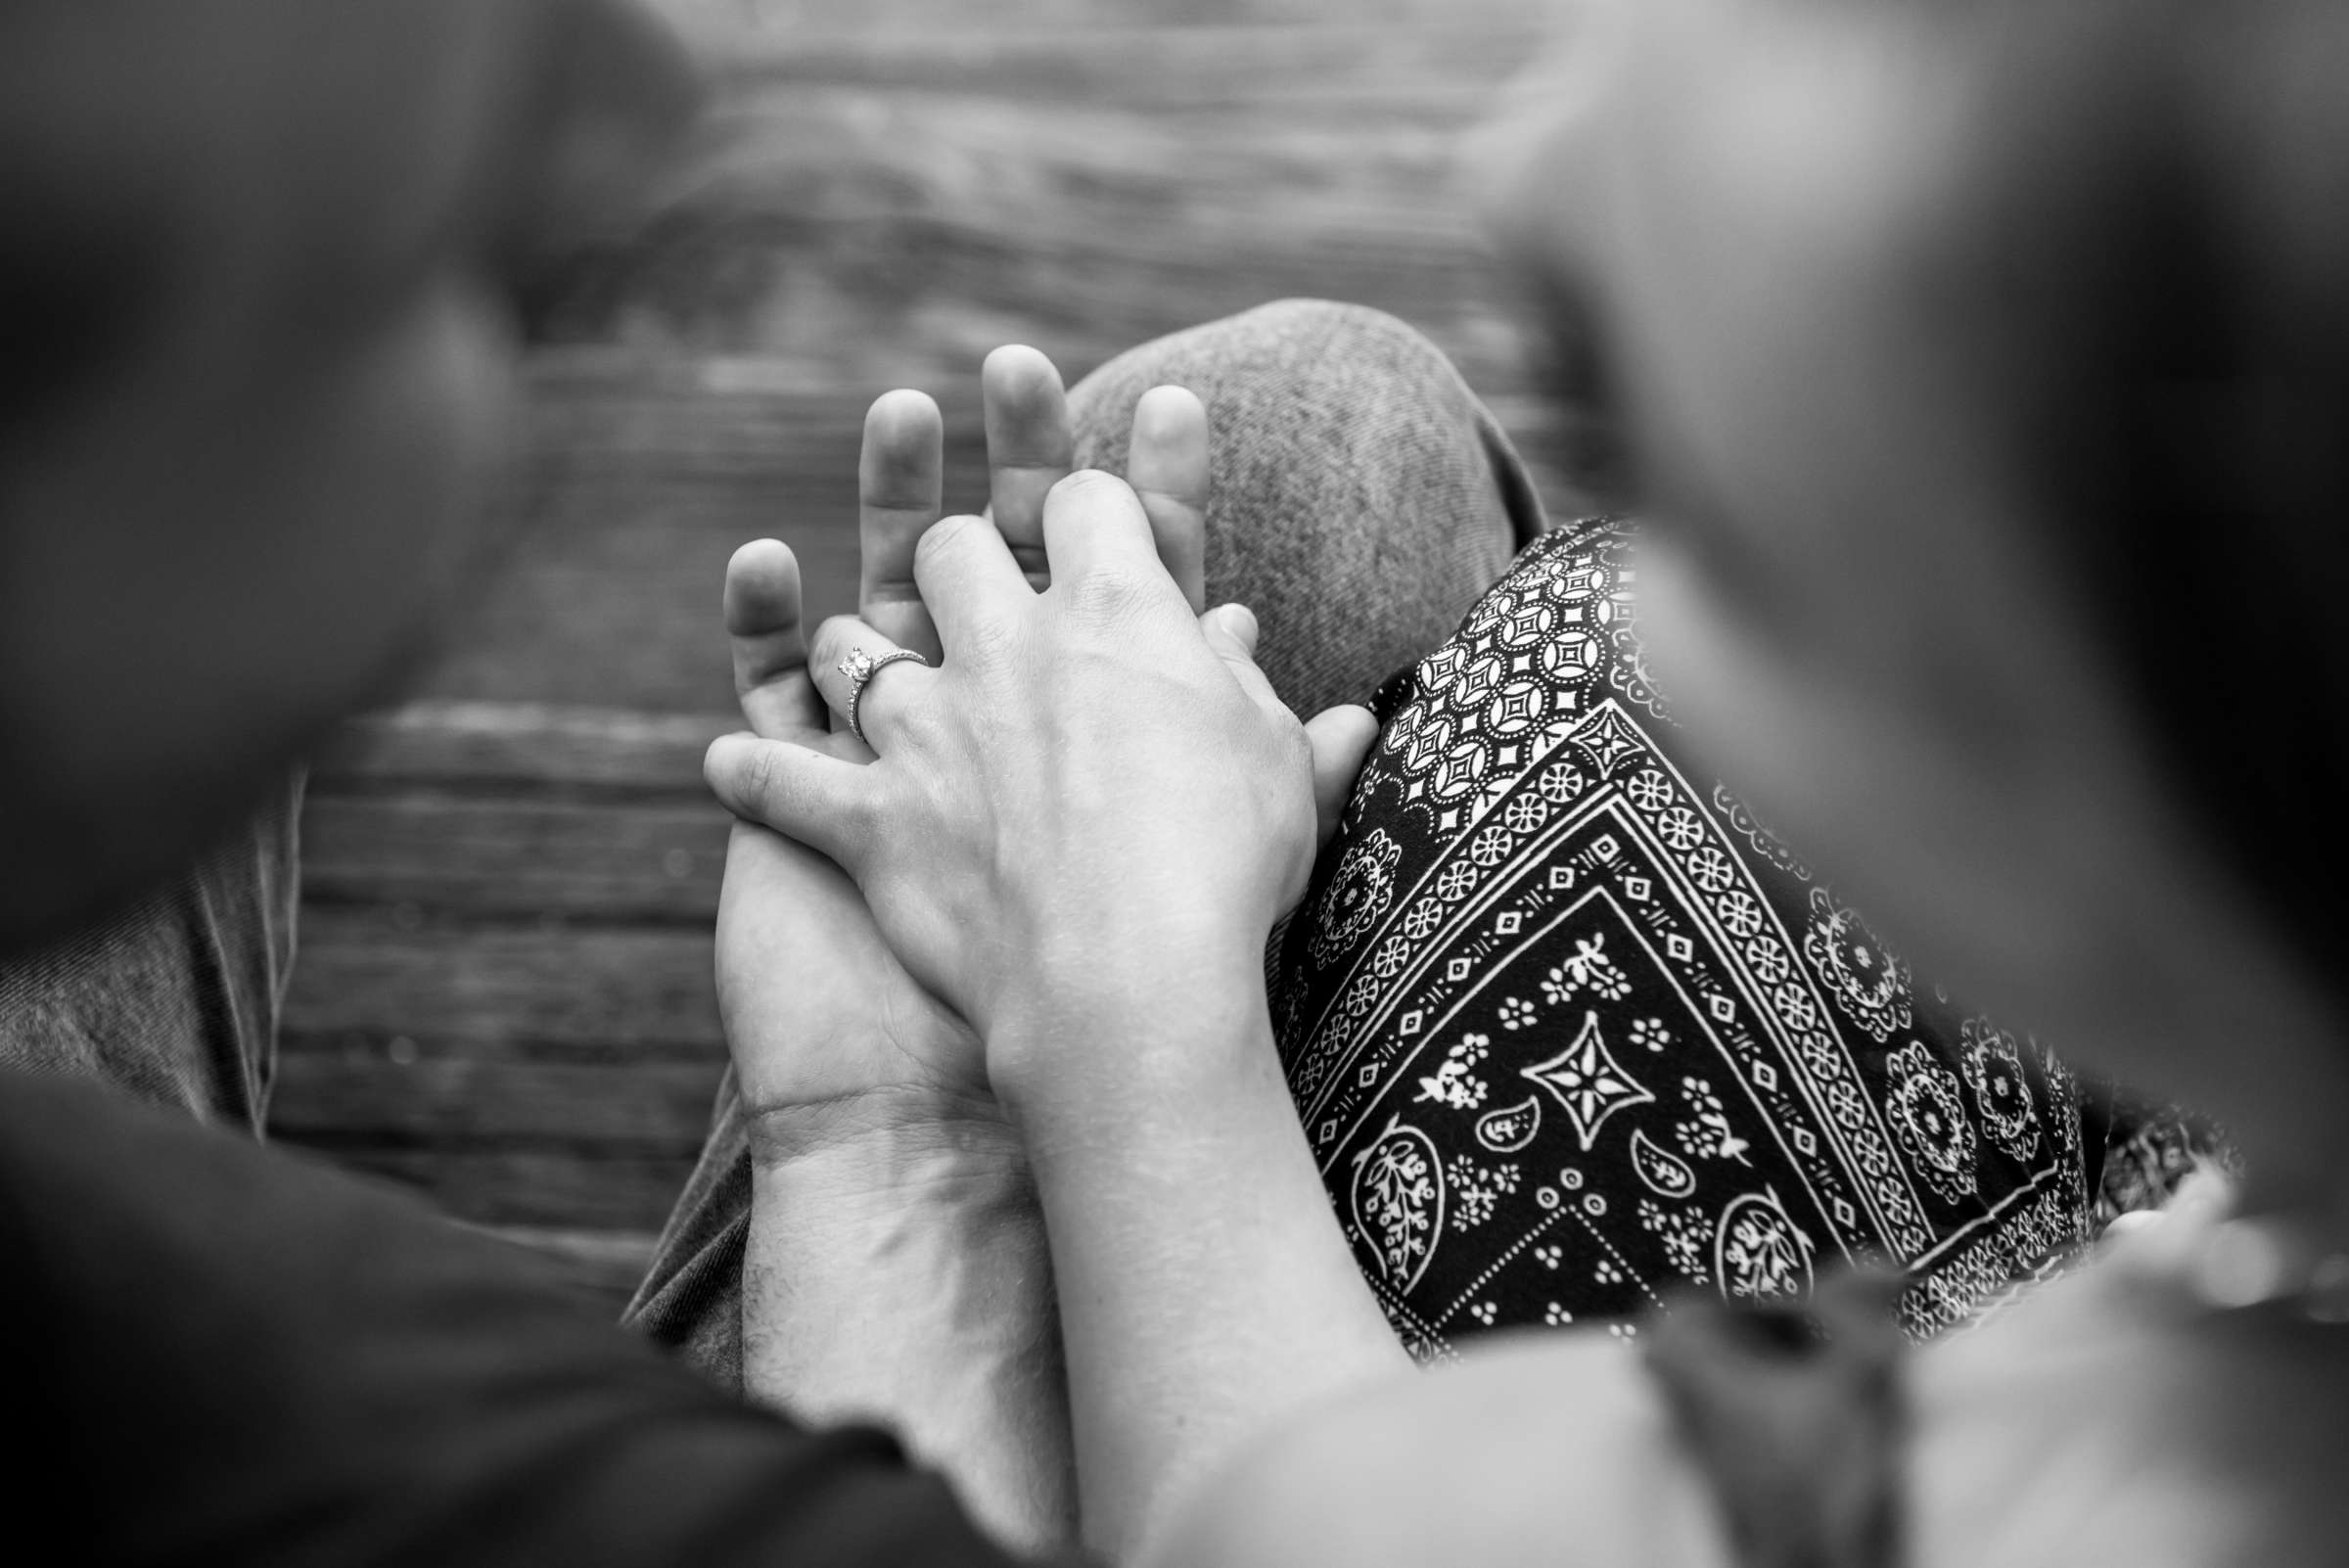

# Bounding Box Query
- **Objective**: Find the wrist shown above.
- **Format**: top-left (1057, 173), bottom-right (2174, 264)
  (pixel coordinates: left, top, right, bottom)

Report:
top-left (747, 1084), bottom-right (1024, 1180)
top-left (986, 958), bottom-right (1289, 1149)
top-left (742, 1089), bottom-right (1074, 1552)
top-left (987, 897), bottom-right (1275, 1027)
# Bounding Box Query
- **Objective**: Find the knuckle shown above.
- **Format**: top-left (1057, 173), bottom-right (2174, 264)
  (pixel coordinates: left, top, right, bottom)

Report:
top-left (887, 698), bottom-right (941, 752)
top-left (810, 614), bottom-right (862, 663)
top-left (1262, 708), bottom-right (1312, 769)
top-left (707, 738), bottom-right (767, 818)
top-left (1065, 563), bottom-right (1149, 622)
top-left (1285, 718), bottom-right (1315, 772)
top-left (953, 606), bottom-right (1023, 668)
top-left (739, 740), bottom-right (790, 813)
top-left (1076, 580), bottom-right (1190, 655)
top-left (914, 512), bottom-right (989, 571)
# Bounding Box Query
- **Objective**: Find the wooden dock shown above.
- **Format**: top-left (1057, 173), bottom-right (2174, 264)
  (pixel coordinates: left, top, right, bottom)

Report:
top-left (270, 0), bottom-right (1573, 1313)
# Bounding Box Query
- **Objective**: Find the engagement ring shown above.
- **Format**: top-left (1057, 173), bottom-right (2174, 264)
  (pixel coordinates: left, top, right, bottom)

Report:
top-left (837, 646), bottom-right (929, 745)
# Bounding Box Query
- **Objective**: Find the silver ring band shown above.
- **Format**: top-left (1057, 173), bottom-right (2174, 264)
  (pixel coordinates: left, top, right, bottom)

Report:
top-left (837, 647), bottom-right (930, 745)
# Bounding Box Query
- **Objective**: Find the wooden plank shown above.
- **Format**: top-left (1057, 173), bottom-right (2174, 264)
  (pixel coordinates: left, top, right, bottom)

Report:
top-left (701, 22), bottom-right (1558, 107)
top-left (565, 107), bottom-right (1530, 383)
top-left (588, 23), bottom-right (1550, 350)
top-left (466, 12), bottom-right (1562, 712)
top-left (645, 0), bottom-right (1558, 38)
top-left (299, 794), bottom-right (729, 921)
top-left (437, 314), bottom-right (1556, 712)
top-left (281, 909), bottom-right (722, 1057)
top-left (532, 53), bottom-right (1542, 402)
top-left (424, 470), bottom-right (857, 713)
top-left (269, 1055), bottom-right (723, 1155)
top-left (313, 702), bottom-right (733, 793)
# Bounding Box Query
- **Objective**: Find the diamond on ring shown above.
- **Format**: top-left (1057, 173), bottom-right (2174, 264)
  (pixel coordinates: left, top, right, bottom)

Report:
top-left (838, 646), bottom-right (929, 745)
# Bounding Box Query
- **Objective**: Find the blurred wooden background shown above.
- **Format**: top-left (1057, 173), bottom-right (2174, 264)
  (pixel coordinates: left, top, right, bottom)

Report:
top-left (273, 0), bottom-right (1574, 1311)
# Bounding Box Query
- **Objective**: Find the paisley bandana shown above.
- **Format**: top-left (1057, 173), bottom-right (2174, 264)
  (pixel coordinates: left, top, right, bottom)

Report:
top-left (1272, 519), bottom-right (2097, 1353)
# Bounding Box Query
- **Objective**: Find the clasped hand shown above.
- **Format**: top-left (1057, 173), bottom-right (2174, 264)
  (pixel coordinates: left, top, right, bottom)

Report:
top-left (707, 348), bottom-right (1376, 1132)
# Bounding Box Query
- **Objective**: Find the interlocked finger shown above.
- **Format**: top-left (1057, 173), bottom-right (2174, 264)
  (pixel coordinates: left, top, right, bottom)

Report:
top-left (982, 346), bottom-right (1074, 587)
top-left (808, 616), bottom-right (935, 751)
top-left (1126, 385), bottom-right (1210, 612)
top-left (1038, 469), bottom-right (1168, 595)
top-left (1199, 602), bottom-right (1288, 721)
top-left (724, 538), bottom-right (826, 741)
top-left (910, 512), bottom-right (1037, 649)
top-left (858, 389), bottom-right (947, 661)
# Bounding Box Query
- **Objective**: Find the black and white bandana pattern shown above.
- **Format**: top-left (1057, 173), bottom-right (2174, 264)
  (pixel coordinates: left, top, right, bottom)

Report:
top-left (1273, 519), bottom-right (2096, 1354)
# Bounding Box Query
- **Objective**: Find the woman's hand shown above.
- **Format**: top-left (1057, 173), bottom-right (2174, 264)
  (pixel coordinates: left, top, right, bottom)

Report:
top-left (714, 538), bottom-right (991, 1154)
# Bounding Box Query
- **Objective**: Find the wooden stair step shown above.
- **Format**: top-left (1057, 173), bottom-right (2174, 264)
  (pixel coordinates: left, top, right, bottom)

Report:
top-left (300, 794), bottom-right (729, 921)
top-left (283, 905), bottom-right (723, 1057)
top-left (270, 1055), bottom-right (723, 1154)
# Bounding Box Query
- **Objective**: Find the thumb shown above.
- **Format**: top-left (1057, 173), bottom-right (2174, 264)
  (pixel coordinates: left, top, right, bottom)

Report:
top-left (1303, 704), bottom-right (1379, 848)
top-left (704, 731), bottom-right (873, 871)
top-left (1198, 602), bottom-right (1285, 717)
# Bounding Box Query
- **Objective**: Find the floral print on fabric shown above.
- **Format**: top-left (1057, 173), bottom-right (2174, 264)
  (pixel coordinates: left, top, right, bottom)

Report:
top-left (1271, 520), bottom-right (2096, 1356)
top-left (1311, 828), bottom-right (1402, 967)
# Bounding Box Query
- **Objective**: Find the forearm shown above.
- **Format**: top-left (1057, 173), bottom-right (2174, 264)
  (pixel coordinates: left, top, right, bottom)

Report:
top-left (743, 1102), bottom-right (1078, 1553)
top-left (999, 972), bottom-right (1413, 1562)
